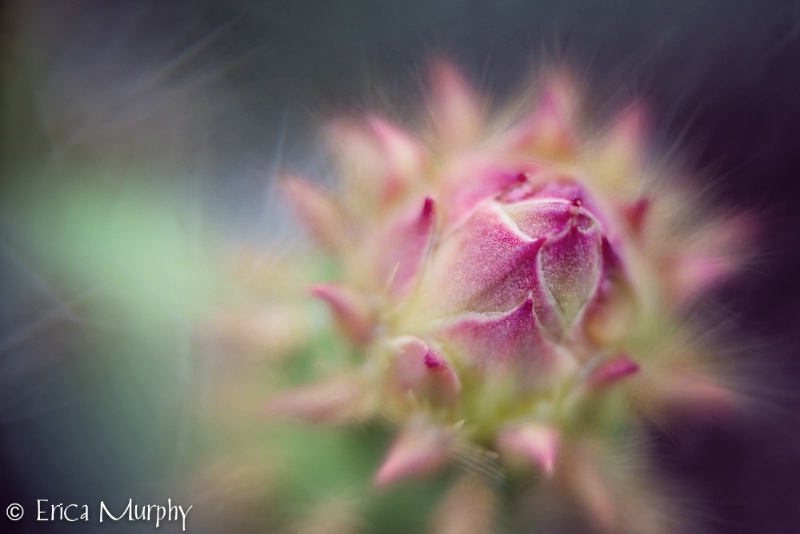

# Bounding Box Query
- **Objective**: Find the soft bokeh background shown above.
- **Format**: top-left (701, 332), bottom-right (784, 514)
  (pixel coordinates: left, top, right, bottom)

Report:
top-left (3, 1), bottom-right (800, 532)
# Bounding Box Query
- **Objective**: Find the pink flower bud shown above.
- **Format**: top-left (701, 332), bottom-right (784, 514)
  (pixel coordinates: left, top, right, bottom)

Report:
top-left (267, 60), bottom-right (752, 534)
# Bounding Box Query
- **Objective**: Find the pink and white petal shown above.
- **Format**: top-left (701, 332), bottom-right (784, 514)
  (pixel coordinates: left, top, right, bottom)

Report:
top-left (410, 202), bottom-right (554, 324)
top-left (586, 353), bottom-right (640, 389)
top-left (367, 116), bottom-right (429, 196)
top-left (667, 215), bottom-right (753, 304)
top-left (564, 446), bottom-right (618, 532)
top-left (539, 217), bottom-right (604, 330)
top-left (665, 254), bottom-right (736, 304)
top-left (437, 298), bottom-right (555, 376)
top-left (497, 423), bottom-right (560, 476)
top-left (365, 196), bottom-right (436, 298)
top-left (502, 180), bottom-right (603, 239)
top-left (374, 420), bottom-right (453, 487)
top-left (310, 283), bottom-right (374, 344)
top-left (388, 337), bottom-right (461, 406)
top-left (586, 103), bottom-right (648, 192)
top-left (580, 106), bottom-right (650, 196)
top-left (208, 307), bottom-right (312, 358)
top-left (282, 176), bottom-right (347, 253)
top-left (635, 369), bottom-right (738, 418)
top-left (265, 376), bottom-right (366, 425)
top-left (583, 276), bottom-right (638, 346)
top-left (437, 159), bottom-right (531, 229)
top-left (501, 71), bottom-right (578, 160)
top-left (428, 61), bottom-right (483, 147)
top-left (430, 475), bottom-right (497, 534)
top-left (504, 198), bottom-right (576, 241)
top-left (619, 197), bottom-right (651, 239)
top-left (603, 103), bottom-right (648, 168)
top-left (325, 119), bottom-right (387, 214)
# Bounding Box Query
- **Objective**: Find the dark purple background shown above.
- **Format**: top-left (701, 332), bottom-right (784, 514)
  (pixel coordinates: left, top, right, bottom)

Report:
top-left (3, 1), bottom-right (800, 532)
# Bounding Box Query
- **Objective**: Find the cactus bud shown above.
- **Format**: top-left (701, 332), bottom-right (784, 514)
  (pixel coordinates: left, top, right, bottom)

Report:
top-left (257, 60), bottom-right (748, 533)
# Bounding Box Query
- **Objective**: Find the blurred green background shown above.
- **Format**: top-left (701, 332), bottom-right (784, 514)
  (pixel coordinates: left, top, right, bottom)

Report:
top-left (3, 1), bottom-right (800, 532)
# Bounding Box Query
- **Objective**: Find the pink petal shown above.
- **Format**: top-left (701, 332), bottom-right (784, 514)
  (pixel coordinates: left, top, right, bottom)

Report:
top-left (374, 421), bottom-right (452, 487)
top-left (666, 215), bottom-right (751, 303)
top-left (438, 161), bottom-right (531, 229)
top-left (611, 103), bottom-right (648, 149)
top-left (648, 371), bottom-right (737, 417)
top-left (502, 71), bottom-right (577, 159)
top-left (282, 176), bottom-right (346, 252)
top-left (328, 116), bottom-right (427, 207)
top-left (368, 196), bottom-right (436, 298)
top-left (266, 376), bottom-right (364, 425)
top-left (582, 276), bottom-right (637, 346)
top-left (502, 180), bottom-right (602, 237)
top-left (586, 354), bottom-right (639, 389)
top-left (325, 119), bottom-right (388, 213)
top-left (580, 103), bottom-right (649, 195)
top-left (598, 103), bottom-right (648, 176)
top-left (504, 197), bottom-right (577, 239)
top-left (428, 61), bottom-right (483, 146)
top-left (412, 202), bottom-right (555, 329)
top-left (567, 449), bottom-right (617, 531)
top-left (431, 475), bottom-right (497, 534)
top-left (209, 308), bottom-right (310, 358)
top-left (620, 197), bottom-right (650, 239)
top-left (671, 375), bottom-right (737, 415)
top-left (388, 337), bottom-right (461, 406)
top-left (310, 283), bottom-right (373, 344)
top-left (497, 423), bottom-right (560, 476)
top-left (539, 214), bottom-right (604, 330)
top-left (667, 254), bottom-right (735, 303)
top-left (438, 298), bottom-right (555, 376)
top-left (367, 116), bottom-right (428, 201)
top-left (505, 185), bottom-right (605, 329)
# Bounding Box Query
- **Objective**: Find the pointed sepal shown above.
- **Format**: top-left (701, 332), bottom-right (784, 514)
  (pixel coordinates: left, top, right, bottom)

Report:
top-left (368, 196), bottom-right (436, 298)
top-left (367, 116), bottom-right (428, 195)
top-left (265, 376), bottom-right (366, 425)
top-left (640, 369), bottom-right (737, 417)
top-left (666, 253), bottom-right (736, 304)
top-left (282, 176), bottom-right (347, 253)
top-left (562, 444), bottom-right (617, 532)
top-left (582, 103), bottom-right (649, 195)
top-left (430, 475), bottom-right (497, 534)
top-left (497, 423), bottom-right (560, 476)
top-left (504, 71), bottom-right (578, 160)
top-left (620, 197), bottom-right (651, 239)
top-left (539, 215), bottom-right (604, 329)
top-left (586, 354), bottom-right (640, 389)
top-left (310, 283), bottom-right (374, 344)
top-left (374, 418), bottom-right (453, 487)
top-left (665, 214), bottom-right (752, 304)
top-left (428, 61), bottom-right (483, 147)
top-left (407, 201), bottom-right (554, 329)
top-left (438, 298), bottom-right (558, 381)
top-left (208, 307), bottom-right (311, 358)
top-left (437, 162), bottom-right (531, 229)
top-left (387, 336), bottom-right (461, 407)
